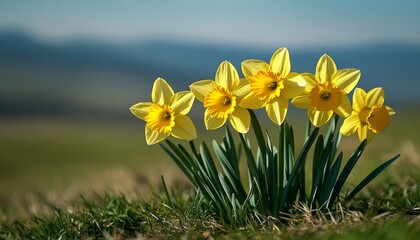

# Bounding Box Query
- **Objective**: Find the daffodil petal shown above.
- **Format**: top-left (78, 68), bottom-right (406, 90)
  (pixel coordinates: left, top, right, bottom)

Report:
top-left (291, 93), bottom-right (310, 109)
top-left (239, 92), bottom-right (266, 109)
top-left (309, 106), bottom-right (333, 127)
top-left (386, 105), bottom-right (395, 115)
top-left (358, 124), bottom-right (375, 143)
top-left (281, 74), bottom-right (307, 99)
top-left (130, 102), bottom-right (152, 120)
top-left (366, 87), bottom-right (385, 108)
top-left (332, 69), bottom-right (361, 94)
top-left (171, 115), bottom-right (197, 140)
top-left (266, 97), bottom-right (288, 125)
top-left (232, 80), bottom-right (251, 102)
top-left (334, 95), bottom-right (352, 118)
top-left (270, 48), bottom-right (291, 78)
top-left (301, 73), bottom-right (319, 92)
top-left (353, 88), bottom-right (367, 112)
top-left (228, 107), bottom-right (250, 133)
top-left (241, 60), bottom-right (270, 79)
top-left (145, 126), bottom-right (170, 145)
top-left (190, 80), bottom-right (215, 102)
top-left (204, 109), bottom-right (226, 130)
top-left (170, 91), bottom-right (195, 115)
top-left (316, 54), bottom-right (337, 83)
top-left (151, 78), bottom-right (174, 105)
top-left (340, 112), bottom-right (360, 136)
top-left (215, 61), bottom-right (239, 90)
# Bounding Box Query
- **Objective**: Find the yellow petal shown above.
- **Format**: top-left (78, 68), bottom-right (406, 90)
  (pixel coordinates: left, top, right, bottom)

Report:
top-left (170, 91), bottom-right (195, 115)
top-left (332, 69), bottom-right (361, 94)
top-left (340, 111), bottom-right (360, 136)
top-left (152, 78), bottom-right (174, 105)
top-left (266, 97), bottom-right (288, 125)
top-left (309, 106), bottom-right (333, 127)
top-left (270, 47), bottom-right (291, 78)
top-left (239, 92), bottom-right (266, 109)
top-left (291, 93), bottom-right (310, 109)
top-left (145, 126), bottom-right (170, 145)
top-left (386, 105), bottom-right (395, 115)
top-left (316, 54), bottom-right (337, 83)
top-left (241, 60), bottom-right (270, 79)
top-left (171, 115), bottom-right (197, 140)
top-left (204, 109), bottom-right (227, 130)
top-left (130, 102), bottom-right (152, 120)
top-left (215, 61), bottom-right (239, 90)
top-left (301, 73), bottom-right (319, 92)
top-left (334, 95), bottom-right (352, 118)
top-left (232, 79), bottom-right (251, 102)
top-left (357, 123), bottom-right (375, 143)
top-left (353, 88), bottom-right (367, 112)
top-left (228, 107), bottom-right (250, 133)
top-left (281, 74), bottom-right (307, 99)
top-left (189, 80), bottom-right (215, 102)
top-left (366, 87), bottom-right (385, 108)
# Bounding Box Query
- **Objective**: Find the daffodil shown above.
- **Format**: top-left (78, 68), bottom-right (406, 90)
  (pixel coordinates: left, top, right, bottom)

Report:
top-left (291, 54), bottom-right (361, 127)
top-left (130, 78), bottom-right (197, 145)
top-left (340, 87), bottom-right (394, 143)
top-left (239, 48), bottom-right (307, 125)
top-left (190, 61), bottom-right (251, 133)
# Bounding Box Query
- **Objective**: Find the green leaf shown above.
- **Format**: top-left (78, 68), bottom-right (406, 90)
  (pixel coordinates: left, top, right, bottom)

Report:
top-left (279, 127), bottom-right (319, 211)
top-left (161, 175), bottom-right (173, 207)
top-left (160, 142), bottom-right (195, 185)
top-left (330, 140), bottom-right (367, 204)
top-left (346, 154), bottom-right (400, 201)
top-left (309, 134), bottom-right (333, 209)
top-left (213, 141), bottom-right (247, 201)
top-left (321, 152), bottom-right (343, 209)
top-left (239, 134), bottom-right (259, 185)
top-left (249, 109), bottom-right (266, 156)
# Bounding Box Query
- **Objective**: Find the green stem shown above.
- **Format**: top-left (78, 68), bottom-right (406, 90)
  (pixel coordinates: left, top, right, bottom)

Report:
top-left (305, 118), bottom-right (312, 141)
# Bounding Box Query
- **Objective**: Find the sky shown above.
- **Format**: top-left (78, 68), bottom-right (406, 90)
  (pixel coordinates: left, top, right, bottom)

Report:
top-left (0, 0), bottom-right (420, 47)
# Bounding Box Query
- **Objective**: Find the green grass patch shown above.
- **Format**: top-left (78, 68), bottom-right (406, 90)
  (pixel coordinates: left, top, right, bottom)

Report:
top-left (1, 176), bottom-right (419, 239)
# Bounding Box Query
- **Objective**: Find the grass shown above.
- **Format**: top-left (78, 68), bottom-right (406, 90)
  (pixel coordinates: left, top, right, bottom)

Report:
top-left (1, 177), bottom-right (419, 239)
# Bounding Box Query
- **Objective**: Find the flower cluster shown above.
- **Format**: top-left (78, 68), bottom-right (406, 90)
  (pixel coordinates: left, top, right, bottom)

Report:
top-left (130, 47), bottom-right (394, 144)
top-left (129, 47), bottom-right (400, 222)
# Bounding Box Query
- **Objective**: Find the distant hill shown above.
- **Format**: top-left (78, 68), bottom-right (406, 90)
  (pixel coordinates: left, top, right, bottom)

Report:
top-left (0, 31), bottom-right (419, 119)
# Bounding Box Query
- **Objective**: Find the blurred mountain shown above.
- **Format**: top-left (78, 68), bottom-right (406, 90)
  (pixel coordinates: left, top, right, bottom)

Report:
top-left (0, 31), bottom-right (419, 120)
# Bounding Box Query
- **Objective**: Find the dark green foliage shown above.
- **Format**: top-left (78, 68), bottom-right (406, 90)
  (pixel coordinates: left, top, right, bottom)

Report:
top-left (160, 110), bottom-right (400, 223)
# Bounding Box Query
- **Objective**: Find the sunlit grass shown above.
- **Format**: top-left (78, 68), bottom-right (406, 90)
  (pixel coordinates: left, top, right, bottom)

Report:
top-left (1, 180), bottom-right (419, 239)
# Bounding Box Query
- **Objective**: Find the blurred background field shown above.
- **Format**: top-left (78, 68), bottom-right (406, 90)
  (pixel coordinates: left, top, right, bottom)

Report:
top-left (0, 0), bottom-right (419, 215)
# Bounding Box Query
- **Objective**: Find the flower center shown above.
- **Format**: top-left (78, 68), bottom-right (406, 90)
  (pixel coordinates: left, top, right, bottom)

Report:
top-left (145, 104), bottom-right (175, 133)
top-left (320, 89), bottom-right (331, 99)
top-left (359, 105), bottom-right (390, 133)
top-left (204, 85), bottom-right (236, 118)
top-left (309, 82), bottom-right (342, 111)
top-left (221, 96), bottom-right (231, 105)
top-left (249, 71), bottom-right (284, 103)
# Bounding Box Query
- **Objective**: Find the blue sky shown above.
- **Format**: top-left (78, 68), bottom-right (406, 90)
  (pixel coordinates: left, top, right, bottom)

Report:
top-left (0, 0), bottom-right (419, 47)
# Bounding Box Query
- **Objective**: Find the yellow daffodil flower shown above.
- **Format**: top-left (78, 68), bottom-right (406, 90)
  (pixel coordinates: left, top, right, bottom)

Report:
top-left (130, 78), bottom-right (197, 145)
top-left (190, 61), bottom-right (251, 133)
top-left (240, 48), bottom-right (307, 125)
top-left (340, 87), bottom-right (394, 143)
top-left (291, 54), bottom-right (361, 127)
